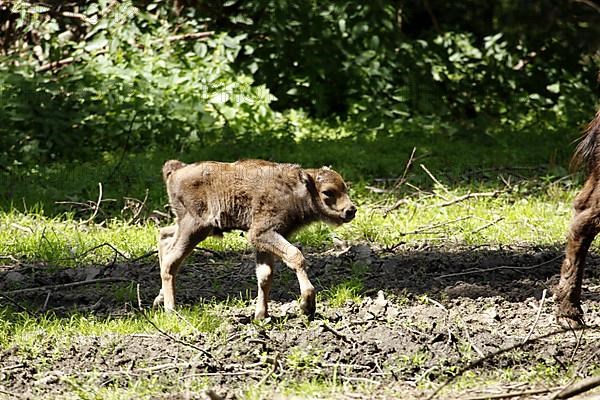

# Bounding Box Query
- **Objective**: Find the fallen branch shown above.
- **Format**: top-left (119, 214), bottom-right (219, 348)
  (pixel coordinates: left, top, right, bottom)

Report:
top-left (425, 324), bottom-right (598, 400)
top-left (319, 322), bottom-right (355, 344)
top-left (2, 277), bottom-right (131, 295)
top-left (129, 250), bottom-right (158, 264)
top-left (36, 56), bottom-right (75, 73)
top-left (553, 375), bottom-right (600, 399)
top-left (436, 254), bottom-right (562, 279)
top-left (0, 388), bottom-right (21, 398)
top-left (461, 387), bottom-right (558, 400)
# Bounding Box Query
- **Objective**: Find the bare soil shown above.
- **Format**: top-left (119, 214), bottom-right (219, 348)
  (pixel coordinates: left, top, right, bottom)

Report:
top-left (1, 242), bottom-right (600, 399)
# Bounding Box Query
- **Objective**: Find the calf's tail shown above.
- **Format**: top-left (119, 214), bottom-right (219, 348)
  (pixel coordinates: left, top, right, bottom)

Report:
top-left (572, 108), bottom-right (600, 175)
top-left (162, 160), bottom-right (186, 181)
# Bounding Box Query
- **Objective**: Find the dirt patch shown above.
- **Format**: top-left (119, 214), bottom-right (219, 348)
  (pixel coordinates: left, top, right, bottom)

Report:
top-left (1, 242), bottom-right (600, 399)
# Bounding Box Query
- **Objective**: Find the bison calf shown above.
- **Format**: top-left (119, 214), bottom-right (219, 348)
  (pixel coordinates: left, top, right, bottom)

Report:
top-left (153, 159), bottom-right (357, 319)
top-left (555, 108), bottom-right (600, 327)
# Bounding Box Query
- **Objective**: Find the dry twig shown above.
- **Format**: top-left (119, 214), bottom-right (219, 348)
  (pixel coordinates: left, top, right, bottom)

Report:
top-left (461, 387), bottom-right (558, 400)
top-left (429, 190), bottom-right (501, 208)
top-left (420, 164), bottom-right (451, 197)
top-left (2, 277), bottom-right (132, 296)
top-left (398, 216), bottom-right (472, 237)
top-left (80, 182), bottom-right (103, 225)
top-left (425, 325), bottom-right (598, 400)
top-left (553, 375), bottom-right (600, 399)
top-left (436, 254), bottom-right (562, 279)
top-left (523, 289), bottom-right (547, 344)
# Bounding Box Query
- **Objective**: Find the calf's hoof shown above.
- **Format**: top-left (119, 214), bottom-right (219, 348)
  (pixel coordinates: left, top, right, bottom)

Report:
top-left (254, 309), bottom-right (268, 320)
top-left (555, 303), bottom-right (584, 329)
top-left (556, 315), bottom-right (584, 329)
top-left (300, 296), bottom-right (316, 320)
top-left (152, 293), bottom-right (164, 308)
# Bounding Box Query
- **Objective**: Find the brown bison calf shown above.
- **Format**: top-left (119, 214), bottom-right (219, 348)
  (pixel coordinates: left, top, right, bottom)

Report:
top-left (153, 159), bottom-right (357, 319)
top-left (556, 108), bottom-right (600, 327)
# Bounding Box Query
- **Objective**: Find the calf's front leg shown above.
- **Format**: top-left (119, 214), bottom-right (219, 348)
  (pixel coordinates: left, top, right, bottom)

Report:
top-left (250, 230), bottom-right (316, 319)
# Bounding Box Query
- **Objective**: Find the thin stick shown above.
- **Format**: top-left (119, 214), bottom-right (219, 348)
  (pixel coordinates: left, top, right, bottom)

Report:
top-left (383, 199), bottom-right (410, 218)
top-left (255, 353), bottom-right (278, 387)
top-left (0, 293), bottom-right (36, 316)
top-left (320, 322), bottom-right (354, 344)
top-left (398, 216), bottom-right (472, 237)
top-left (461, 387), bottom-right (558, 400)
top-left (73, 242), bottom-right (129, 262)
top-left (0, 388), bottom-right (21, 398)
top-left (420, 164), bottom-right (450, 196)
top-left (523, 289), bottom-right (547, 344)
top-left (3, 277), bottom-right (132, 295)
top-left (437, 255), bottom-right (562, 279)
top-left (137, 308), bottom-right (217, 362)
top-left (80, 182), bottom-right (103, 225)
top-left (393, 147), bottom-right (417, 190)
top-left (129, 250), bottom-right (158, 264)
top-left (42, 291), bottom-right (51, 311)
top-left (429, 191), bottom-right (501, 208)
top-left (471, 217), bottom-right (504, 234)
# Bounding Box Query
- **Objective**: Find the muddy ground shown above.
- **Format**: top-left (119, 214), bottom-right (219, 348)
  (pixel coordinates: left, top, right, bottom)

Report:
top-left (1, 242), bottom-right (600, 399)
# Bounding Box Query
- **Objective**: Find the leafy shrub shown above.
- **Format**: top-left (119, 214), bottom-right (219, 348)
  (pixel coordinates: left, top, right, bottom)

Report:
top-left (0, 1), bottom-right (280, 167)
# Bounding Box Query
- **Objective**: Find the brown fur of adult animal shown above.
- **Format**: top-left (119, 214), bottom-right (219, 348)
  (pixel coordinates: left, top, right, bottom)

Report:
top-left (555, 107), bottom-right (600, 327)
top-left (153, 159), bottom-right (357, 319)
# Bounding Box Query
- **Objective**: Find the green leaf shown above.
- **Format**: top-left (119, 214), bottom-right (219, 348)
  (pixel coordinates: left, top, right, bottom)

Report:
top-left (546, 83), bottom-right (560, 94)
top-left (85, 36), bottom-right (108, 52)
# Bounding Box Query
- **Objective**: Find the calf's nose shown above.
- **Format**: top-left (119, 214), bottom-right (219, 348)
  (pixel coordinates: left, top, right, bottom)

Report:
top-left (344, 205), bottom-right (357, 220)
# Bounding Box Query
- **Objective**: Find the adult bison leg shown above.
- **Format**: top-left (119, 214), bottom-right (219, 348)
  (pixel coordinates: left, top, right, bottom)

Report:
top-left (556, 180), bottom-right (599, 326)
top-left (250, 230), bottom-right (316, 319)
top-left (154, 216), bottom-right (209, 311)
top-left (255, 251), bottom-right (276, 319)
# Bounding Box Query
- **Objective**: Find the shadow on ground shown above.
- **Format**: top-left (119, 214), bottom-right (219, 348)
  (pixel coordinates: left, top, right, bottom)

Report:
top-left (2, 242), bottom-right (599, 318)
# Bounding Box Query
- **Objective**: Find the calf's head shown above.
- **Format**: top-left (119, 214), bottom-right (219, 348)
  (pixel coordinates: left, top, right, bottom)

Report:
top-left (310, 167), bottom-right (357, 225)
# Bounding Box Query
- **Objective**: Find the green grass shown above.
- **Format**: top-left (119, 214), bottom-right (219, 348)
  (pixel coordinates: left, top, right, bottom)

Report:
top-left (0, 306), bottom-right (224, 351)
top-left (0, 182), bottom-right (577, 267)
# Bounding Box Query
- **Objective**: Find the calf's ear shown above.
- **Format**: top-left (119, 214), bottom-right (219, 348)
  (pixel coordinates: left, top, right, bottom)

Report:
top-left (316, 166), bottom-right (333, 182)
top-left (300, 170), bottom-right (312, 184)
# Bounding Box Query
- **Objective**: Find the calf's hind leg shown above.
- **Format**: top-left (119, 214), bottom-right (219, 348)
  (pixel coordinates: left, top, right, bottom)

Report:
top-left (254, 251), bottom-right (276, 319)
top-left (555, 181), bottom-right (600, 326)
top-left (152, 225), bottom-right (177, 307)
top-left (153, 218), bottom-right (209, 311)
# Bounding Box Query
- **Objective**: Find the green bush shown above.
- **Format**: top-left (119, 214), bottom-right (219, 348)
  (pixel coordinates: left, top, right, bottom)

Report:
top-left (0, 1), bottom-right (280, 167)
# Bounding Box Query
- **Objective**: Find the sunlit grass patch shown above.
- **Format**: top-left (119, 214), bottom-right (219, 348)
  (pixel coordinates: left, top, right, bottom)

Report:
top-left (0, 183), bottom-right (578, 269)
top-left (321, 278), bottom-right (364, 307)
top-left (0, 305), bottom-right (225, 352)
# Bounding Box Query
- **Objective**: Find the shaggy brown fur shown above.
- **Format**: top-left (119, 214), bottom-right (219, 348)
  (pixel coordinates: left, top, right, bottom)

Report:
top-left (153, 159), bottom-right (357, 319)
top-left (555, 108), bottom-right (600, 327)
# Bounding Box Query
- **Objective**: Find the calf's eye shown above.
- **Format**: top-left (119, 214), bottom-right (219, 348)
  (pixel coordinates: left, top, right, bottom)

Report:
top-left (322, 190), bottom-right (335, 198)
